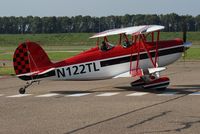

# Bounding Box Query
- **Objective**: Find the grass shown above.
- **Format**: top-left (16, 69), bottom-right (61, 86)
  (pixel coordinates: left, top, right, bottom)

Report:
top-left (0, 67), bottom-right (14, 75)
top-left (0, 33), bottom-right (95, 46)
top-left (185, 48), bottom-right (200, 60)
top-left (0, 53), bottom-right (13, 60)
top-left (48, 52), bottom-right (80, 61)
top-left (0, 32), bottom-right (199, 47)
top-left (160, 32), bottom-right (200, 45)
top-left (0, 52), bottom-right (80, 61)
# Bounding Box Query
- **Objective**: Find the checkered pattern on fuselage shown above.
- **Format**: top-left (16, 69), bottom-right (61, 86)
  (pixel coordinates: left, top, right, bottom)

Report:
top-left (13, 43), bottom-right (30, 75)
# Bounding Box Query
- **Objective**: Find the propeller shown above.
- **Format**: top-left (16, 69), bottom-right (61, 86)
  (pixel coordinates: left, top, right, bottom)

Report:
top-left (182, 27), bottom-right (192, 61)
top-left (182, 30), bottom-right (187, 61)
top-left (182, 23), bottom-right (191, 61)
top-left (183, 30), bottom-right (187, 43)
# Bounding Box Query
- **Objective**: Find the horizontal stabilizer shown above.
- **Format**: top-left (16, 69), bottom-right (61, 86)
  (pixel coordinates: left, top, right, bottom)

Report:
top-left (113, 72), bottom-right (132, 78)
top-left (17, 68), bottom-right (55, 77)
top-left (38, 68), bottom-right (55, 75)
top-left (17, 71), bottom-right (39, 77)
top-left (148, 67), bottom-right (166, 74)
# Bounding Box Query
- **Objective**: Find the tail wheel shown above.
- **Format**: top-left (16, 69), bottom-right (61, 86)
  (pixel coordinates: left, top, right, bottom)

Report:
top-left (19, 87), bottom-right (25, 94)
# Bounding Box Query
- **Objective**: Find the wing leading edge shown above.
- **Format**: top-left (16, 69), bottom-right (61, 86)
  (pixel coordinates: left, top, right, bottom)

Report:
top-left (90, 25), bottom-right (164, 39)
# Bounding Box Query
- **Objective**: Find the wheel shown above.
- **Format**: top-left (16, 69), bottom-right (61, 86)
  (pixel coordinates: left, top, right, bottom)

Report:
top-left (19, 88), bottom-right (26, 94)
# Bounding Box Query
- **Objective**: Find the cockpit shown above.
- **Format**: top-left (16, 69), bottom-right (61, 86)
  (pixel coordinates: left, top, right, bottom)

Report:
top-left (98, 33), bottom-right (133, 52)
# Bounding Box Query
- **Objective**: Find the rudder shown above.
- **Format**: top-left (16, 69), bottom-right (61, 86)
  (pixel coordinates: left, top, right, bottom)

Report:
top-left (13, 42), bottom-right (53, 76)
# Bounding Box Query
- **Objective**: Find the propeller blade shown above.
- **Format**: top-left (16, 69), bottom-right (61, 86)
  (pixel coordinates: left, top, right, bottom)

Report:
top-left (182, 22), bottom-right (187, 43)
top-left (183, 31), bottom-right (187, 43)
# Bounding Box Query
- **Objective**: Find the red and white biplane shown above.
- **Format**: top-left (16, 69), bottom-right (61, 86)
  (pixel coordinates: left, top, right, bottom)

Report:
top-left (13, 25), bottom-right (192, 94)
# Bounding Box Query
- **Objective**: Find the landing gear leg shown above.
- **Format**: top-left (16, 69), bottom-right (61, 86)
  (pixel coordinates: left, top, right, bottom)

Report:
top-left (19, 80), bottom-right (40, 94)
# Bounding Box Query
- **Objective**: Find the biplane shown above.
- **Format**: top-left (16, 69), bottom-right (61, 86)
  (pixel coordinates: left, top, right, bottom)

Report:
top-left (13, 25), bottom-right (192, 94)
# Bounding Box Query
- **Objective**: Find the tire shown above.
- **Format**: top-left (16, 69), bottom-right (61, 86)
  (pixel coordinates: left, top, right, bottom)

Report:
top-left (19, 88), bottom-right (25, 94)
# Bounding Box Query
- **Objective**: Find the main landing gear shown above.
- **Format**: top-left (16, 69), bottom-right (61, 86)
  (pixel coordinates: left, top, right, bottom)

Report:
top-left (19, 80), bottom-right (40, 94)
top-left (131, 76), bottom-right (170, 90)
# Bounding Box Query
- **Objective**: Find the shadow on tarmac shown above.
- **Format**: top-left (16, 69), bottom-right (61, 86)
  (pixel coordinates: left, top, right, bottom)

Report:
top-left (51, 84), bottom-right (200, 95)
top-left (114, 85), bottom-right (199, 95)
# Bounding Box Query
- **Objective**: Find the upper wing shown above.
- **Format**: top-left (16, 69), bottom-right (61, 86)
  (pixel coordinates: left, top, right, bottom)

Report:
top-left (90, 25), bottom-right (164, 38)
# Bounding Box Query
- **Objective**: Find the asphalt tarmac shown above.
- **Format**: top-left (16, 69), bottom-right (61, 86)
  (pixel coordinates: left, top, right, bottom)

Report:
top-left (0, 61), bottom-right (200, 134)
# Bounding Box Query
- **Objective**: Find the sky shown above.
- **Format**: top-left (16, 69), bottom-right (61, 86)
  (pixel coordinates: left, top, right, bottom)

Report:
top-left (0, 0), bottom-right (199, 17)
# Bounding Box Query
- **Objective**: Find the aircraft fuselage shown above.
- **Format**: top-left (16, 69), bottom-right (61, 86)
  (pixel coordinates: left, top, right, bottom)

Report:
top-left (51, 39), bottom-right (184, 80)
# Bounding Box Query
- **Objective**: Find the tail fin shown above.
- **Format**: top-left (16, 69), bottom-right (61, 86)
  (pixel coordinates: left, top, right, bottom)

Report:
top-left (13, 42), bottom-right (53, 76)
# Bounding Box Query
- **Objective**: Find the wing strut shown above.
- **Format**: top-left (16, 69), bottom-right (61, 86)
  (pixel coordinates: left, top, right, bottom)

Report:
top-left (130, 35), bottom-right (143, 77)
top-left (140, 32), bottom-right (160, 68)
top-left (129, 31), bottom-right (161, 77)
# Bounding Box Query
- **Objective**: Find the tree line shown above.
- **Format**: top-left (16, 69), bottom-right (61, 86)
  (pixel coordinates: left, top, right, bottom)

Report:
top-left (0, 13), bottom-right (200, 34)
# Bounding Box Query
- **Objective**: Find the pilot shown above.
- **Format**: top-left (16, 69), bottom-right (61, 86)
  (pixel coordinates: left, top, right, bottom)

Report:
top-left (101, 41), bottom-right (108, 51)
top-left (122, 40), bottom-right (131, 48)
